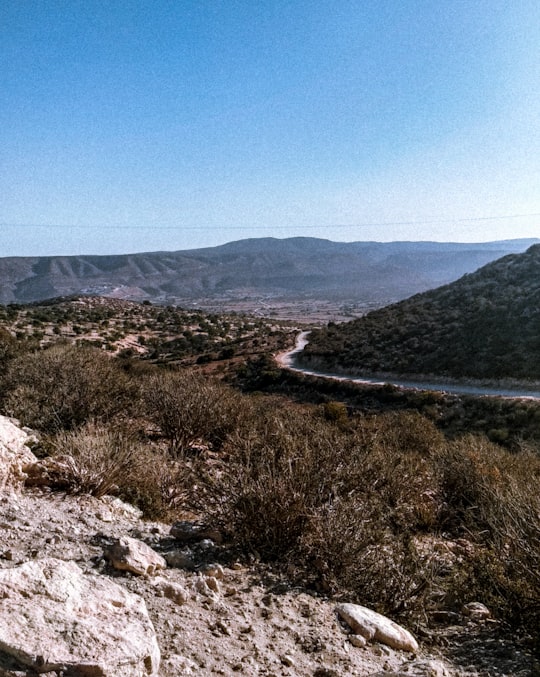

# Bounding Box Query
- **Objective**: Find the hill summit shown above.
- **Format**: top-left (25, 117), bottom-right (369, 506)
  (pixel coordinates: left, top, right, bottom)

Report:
top-left (299, 244), bottom-right (540, 381)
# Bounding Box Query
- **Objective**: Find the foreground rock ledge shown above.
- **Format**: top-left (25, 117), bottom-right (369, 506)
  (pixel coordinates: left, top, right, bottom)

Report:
top-left (336, 602), bottom-right (419, 653)
top-left (0, 415), bottom-right (37, 491)
top-left (0, 557), bottom-right (160, 676)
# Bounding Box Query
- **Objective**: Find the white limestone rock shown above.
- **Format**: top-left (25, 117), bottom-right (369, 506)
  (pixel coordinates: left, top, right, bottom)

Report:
top-left (336, 603), bottom-right (419, 653)
top-left (370, 659), bottom-right (451, 676)
top-left (103, 535), bottom-right (166, 576)
top-left (100, 495), bottom-right (143, 519)
top-left (153, 577), bottom-right (190, 605)
top-left (160, 654), bottom-right (199, 675)
top-left (0, 416), bottom-right (38, 490)
top-left (0, 557), bottom-right (160, 676)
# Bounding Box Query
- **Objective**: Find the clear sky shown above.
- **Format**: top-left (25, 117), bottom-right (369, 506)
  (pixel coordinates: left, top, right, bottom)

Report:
top-left (1, 1), bottom-right (539, 256)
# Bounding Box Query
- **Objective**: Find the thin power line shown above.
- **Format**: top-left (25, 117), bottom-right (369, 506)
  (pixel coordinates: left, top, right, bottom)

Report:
top-left (0, 212), bottom-right (539, 231)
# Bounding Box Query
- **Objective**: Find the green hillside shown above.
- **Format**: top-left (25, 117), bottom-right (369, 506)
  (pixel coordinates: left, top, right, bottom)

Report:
top-left (299, 244), bottom-right (540, 381)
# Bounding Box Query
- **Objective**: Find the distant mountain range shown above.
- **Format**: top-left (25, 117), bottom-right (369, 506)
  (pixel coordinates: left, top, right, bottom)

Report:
top-left (0, 237), bottom-right (538, 306)
top-left (299, 243), bottom-right (540, 381)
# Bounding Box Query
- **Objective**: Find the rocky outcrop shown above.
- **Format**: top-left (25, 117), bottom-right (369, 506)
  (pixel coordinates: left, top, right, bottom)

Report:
top-left (0, 557), bottom-right (160, 676)
top-left (336, 602), bottom-right (419, 653)
top-left (0, 416), bottom-right (37, 490)
top-left (0, 416), bottom-right (535, 677)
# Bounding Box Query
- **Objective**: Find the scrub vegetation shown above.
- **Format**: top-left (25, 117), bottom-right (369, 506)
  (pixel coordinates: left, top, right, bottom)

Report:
top-left (300, 244), bottom-right (540, 381)
top-left (1, 297), bottom-right (539, 651)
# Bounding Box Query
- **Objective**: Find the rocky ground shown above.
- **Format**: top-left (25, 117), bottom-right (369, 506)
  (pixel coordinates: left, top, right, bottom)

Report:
top-left (0, 416), bottom-right (538, 676)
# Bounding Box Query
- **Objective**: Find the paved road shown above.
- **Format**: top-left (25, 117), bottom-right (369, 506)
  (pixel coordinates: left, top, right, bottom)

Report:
top-left (276, 331), bottom-right (540, 400)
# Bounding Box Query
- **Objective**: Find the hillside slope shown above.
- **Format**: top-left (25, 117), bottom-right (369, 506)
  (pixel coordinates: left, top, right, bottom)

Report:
top-left (0, 237), bottom-right (537, 306)
top-left (299, 244), bottom-right (540, 380)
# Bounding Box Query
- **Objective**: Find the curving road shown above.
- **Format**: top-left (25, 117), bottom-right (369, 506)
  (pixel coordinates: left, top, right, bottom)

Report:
top-left (276, 331), bottom-right (540, 400)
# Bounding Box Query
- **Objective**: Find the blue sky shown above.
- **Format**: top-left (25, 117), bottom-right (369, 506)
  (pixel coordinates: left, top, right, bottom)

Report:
top-left (1, 1), bottom-right (539, 255)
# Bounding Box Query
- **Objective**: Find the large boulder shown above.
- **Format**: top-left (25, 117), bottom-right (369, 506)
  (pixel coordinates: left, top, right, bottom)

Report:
top-left (0, 557), bottom-right (160, 676)
top-left (336, 602), bottom-right (419, 653)
top-left (0, 416), bottom-right (37, 491)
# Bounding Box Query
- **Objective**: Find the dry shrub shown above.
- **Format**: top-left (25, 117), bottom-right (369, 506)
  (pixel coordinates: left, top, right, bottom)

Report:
top-left (352, 410), bottom-right (445, 457)
top-left (44, 423), bottom-right (188, 520)
top-left (436, 434), bottom-right (520, 533)
top-left (143, 369), bottom-right (250, 455)
top-left (320, 400), bottom-right (349, 425)
top-left (199, 403), bottom-right (540, 637)
top-left (116, 444), bottom-right (191, 520)
top-left (201, 406), bottom-right (366, 559)
top-left (348, 413), bottom-right (445, 532)
top-left (437, 436), bottom-right (540, 641)
top-left (201, 406), bottom-right (443, 556)
top-left (3, 343), bottom-right (134, 432)
top-left (50, 423), bottom-right (145, 498)
top-left (0, 326), bottom-right (19, 366)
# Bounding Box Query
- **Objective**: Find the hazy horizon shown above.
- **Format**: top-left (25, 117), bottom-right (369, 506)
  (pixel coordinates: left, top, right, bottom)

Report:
top-left (2, 2), bottom-right (539, 256)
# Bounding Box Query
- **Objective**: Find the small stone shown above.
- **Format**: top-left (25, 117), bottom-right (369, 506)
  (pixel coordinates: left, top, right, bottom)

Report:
top-left (281, 654), bottom-right (295, 667)
top-left (198, 562), bottom-right (225, 579)
top-left (461, 602), bottom-right (491, 620)
top-left (153, 578), bottom-right (189, 606)
top-left (216, 620), bottom-right (230, 636)
top-left (336, 603), bottom-right (419, 653)
top-left (196, 576), bottom-right (218, 597)
top-left (163, 549), bottom-right (196, 570)
top-left (205, 576), bottom-right (220, 593)
top-left (349, 635), bottom-right (367, 648)
top-left (103, 536), bottom-right (166, 576)
top-left (373, 644), bottom-right (392, 657)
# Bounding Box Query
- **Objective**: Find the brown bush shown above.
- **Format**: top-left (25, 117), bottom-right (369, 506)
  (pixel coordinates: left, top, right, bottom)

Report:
top-left (143, 369), bottom-right (250, 455)
top-left (197, 403), bottom-right (540, 640)
top-left (0, 326), bottom-right (18, 366)
top-left (37, 422), bottom-right (188, 520)
top-left (199, 406), bottom-right (362, 558)
top-left (116, 444), bottom-right (191, 520)
top-left (3, 343), bottom-right (134, 432)
top-left (47, 423), bottom-right (145, 498)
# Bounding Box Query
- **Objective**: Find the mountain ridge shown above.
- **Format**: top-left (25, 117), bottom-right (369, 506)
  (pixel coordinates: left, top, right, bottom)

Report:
top-left (0, 237), bottom-right (538, 306)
